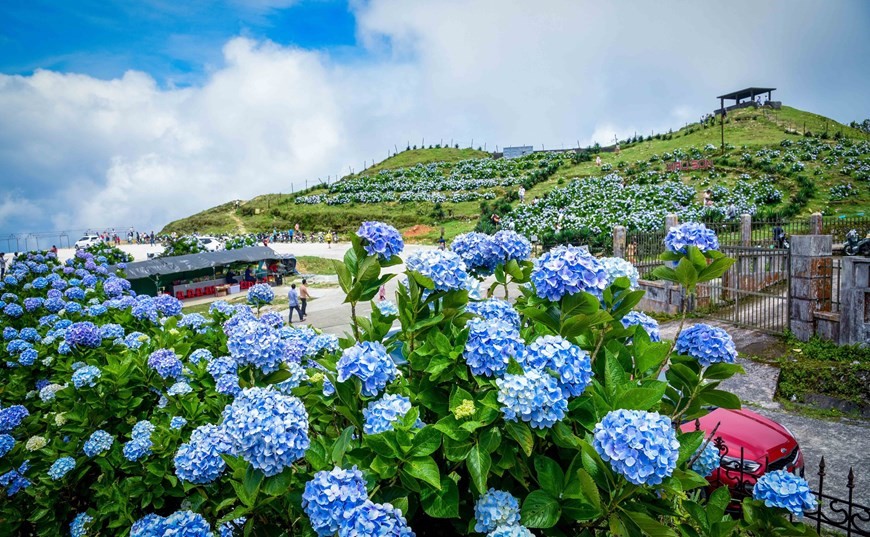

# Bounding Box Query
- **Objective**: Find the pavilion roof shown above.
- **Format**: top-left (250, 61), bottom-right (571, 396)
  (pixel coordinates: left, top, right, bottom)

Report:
top-left (716, 87), bottom-right (776, 101)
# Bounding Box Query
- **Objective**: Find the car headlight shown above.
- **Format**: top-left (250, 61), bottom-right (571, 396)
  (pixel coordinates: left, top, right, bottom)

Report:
top-left (720, 455), bottom-right (762, 473)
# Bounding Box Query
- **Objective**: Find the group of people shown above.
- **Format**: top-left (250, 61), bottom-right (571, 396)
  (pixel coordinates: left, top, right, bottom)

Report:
top-left (87, 228), bottom-right (156, 247)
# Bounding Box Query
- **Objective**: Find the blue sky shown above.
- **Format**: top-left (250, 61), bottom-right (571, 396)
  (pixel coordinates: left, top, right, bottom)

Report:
top-left (0, 0), bottom-right (868, 236)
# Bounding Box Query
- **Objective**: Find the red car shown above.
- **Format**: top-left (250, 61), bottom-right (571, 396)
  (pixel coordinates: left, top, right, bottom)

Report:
top-left (693, 407), bottom-right (805, 506)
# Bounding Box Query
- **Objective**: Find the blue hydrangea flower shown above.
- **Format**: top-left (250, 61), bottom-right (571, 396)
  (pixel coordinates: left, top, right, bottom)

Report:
top-left (131, 514), bottom-right (166, 536)
top-left (692, 442), bottom-right (721, 477)
top-left (124, 332), bottom-right (149, 350)
top-left (65, 302), bottom-right (84, 314)
top-left (247, 283), bottom-right (275, 306)
top-left (209, 300), bottom-right (236, 316)
top-left (207, 356), bottom-right (237, 379)
top-left (665, 222), bottom-right (720, 254)
top-left (0, 462), bottom-right (31, 496)
top-left (474, 489), bottom-right (521, 533)
top-left (493, 230), bottom-right (532, 262)
top-left (593, 409), bottom-right (680, 485)
top-left (24, 297), bottom-right (43, 312)
top-left (72, 365), bottom-right (101, 389)
top-left (154, 294), bottom-right (183, 317)
top-left (376, 300), bottom-right (399, 316)
top-left (496, 369), bottom-right (568, 429)
top-left (167, 381), bottom-right (193, 396)
top-left (466, 299), bottom-right (520, 329)
top-left (83, 430), bottom-right (114, 457)
top-left (337, 341), bottom-right (398, 397)
top-left (0, 434), bottom-right (14, 457)
top-left (70, 512), bottom-right (93, 537)
top-left (48, 457), bottom-right (75, 480)
top-left (148, 349), bottom-right (184, 379)
top-left (99, 323), bottom-right (124, 340)
top-left (600, 257), bottom-right (640, 289)
top-left (221, 387), bottom-right (310, 476)
top-left (219, 518), bottom-right (246, 537)
top-left (357, 221), bottom-right (404, 260)
top-left (3, 303), bottom-right (23, 318)
top-left (227, 320), bottom-right (289, 374)
top-left (275, 362), bottom-right (308, 394)
top-left (19, 327), bottom-right (39, 342)
top-left (39, 384), bottom-right (66, 402)
top-left (406, 250), bottom-right (469, 292)
top-left (464, 318), bottom-right (524, 377)
top-left (338, 501), bottom-right (414, 537)
top-left (620, 311), bottom-right (661, 342)
top-left (170, 416), bottom-right (188, 430)
top-left (178, 313), bottom-right (209, 332)
top-left (65, 322), bottom-right (102, 348)
top-left (531, 245), bottom-right (609, 301)
top-left (188, 348), bottom-right (213, 365)
top-left (451, 232), bottom-right (501, 276)
top-left (131, 298), bottom-right (159, 323)
top-left (174, 423), bottom-right (232, 484)
top-left (302, 466), bottom-right (369, 536)
top-left (0, 405), bottom-right (29, 432)
top-left (674, 324), bottom-right (737, 367)
top-left (519, 336), bottom-right (593, 397)
top-left (216, 374), bottom-right (241, 396)
top-left (45, 296), bottom-right (65, 313)
top-left (123, 437), bottom-right (153, 462)
top-left (259, 310), bottom-right (284, 328)
top-left (65, 287), bottom-right (86, 301)
top-left (752, 470), bottom-right (817, 517)
top-left (18, 348), bottom-right (38, 366)
top-left (363, 394), bottom-right (423, 435)
top-left (488, 525), bottom-right (534, 537)
top-left (2, 327), bottom-right (17, 340)
top-left (148, 510), bottom-right (213, 537)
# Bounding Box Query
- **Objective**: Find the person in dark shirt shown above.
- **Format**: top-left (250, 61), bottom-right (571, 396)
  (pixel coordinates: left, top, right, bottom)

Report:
top-left (244, 266), bottom-right (256, 283)
top-left (225, 270), bottom-right (238, 284)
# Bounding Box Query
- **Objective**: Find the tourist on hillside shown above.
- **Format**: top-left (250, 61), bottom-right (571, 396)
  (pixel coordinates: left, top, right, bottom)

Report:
top-left (150, 232), bottom-right (155, 246)
top-left (287, 283), bottom-right (303, 323)
top-left (299, 279), bottom-right (311, 318)
top-left (0, 252), bottom-right (6, 278)
top-left (326, 232), bottom-right (332, 248)
top-left (289, 227), bottom-right (294, 243)
top-left (595, 155), bottom-right (602, 167)
top-left (518, 186), bottom-right (526, 203)
top-left (50, 245), bottom-right (58, 255)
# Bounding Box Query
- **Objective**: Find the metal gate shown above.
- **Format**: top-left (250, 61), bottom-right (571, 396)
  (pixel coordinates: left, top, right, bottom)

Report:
top-left (696, 246), bottom-right (791, 335)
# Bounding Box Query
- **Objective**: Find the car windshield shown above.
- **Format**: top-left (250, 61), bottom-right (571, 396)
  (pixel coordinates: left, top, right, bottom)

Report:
top-left (78, 236), bottom-right (91, 242)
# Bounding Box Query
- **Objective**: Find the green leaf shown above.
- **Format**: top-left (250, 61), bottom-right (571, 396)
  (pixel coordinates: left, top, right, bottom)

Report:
top-left (357, 255), bottom-right (381, 281)
top-left (615, 384), bottom-right (667, 411)
top-left (708, 485), bottom-right (731, 522)
top-left (676, 431), bottom-right (705, 465)
top-left (409, 426), bottom-right (441, 457)
top-left (420, 476), bottom-right (459, 518)
top-left (700, 388), bottom-right (741, 409)
top-left (504, 420), bottom-right (534, 457)
top-left (520, 490), bottom-right (561, 529)
top-left (331, 426), bottom-right (355, 465)
top-left (623, 510), bottom-right (678, 537)
top-left (534, 456), bottom-right (564, 497)
top-left (702, 363), bottom-right (744, 380)
top-left (449, 385), bottom-right (474, 413)
top-left (466, 444), bottom-right (491, 494)
top-left (698, 256), bottom-right (736, 283)
top-left (262, 469), bottom-right (293, 497)
top-left (243, 466), bottom-right (264, 505)
top-left (404, 456), bottom-right (441, 490)
top-left (675, 257), bottom-right (699, 290)
top-left (562, 469), bottom-right (602, 521)
top-left (332, 260), bottom-right (352, 293)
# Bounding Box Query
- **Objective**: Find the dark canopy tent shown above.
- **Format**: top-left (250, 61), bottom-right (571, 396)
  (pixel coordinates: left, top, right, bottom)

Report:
top-left (112, 246), bottom-right (296, 296)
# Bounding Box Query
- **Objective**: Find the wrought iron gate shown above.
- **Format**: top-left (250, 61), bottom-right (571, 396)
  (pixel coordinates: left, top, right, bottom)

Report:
top-left (695, 246), bottom-right (791, 335)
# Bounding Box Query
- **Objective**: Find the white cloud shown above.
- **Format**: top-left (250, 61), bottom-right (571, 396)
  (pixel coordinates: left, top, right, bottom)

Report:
top-left (0, 0), bottom-right (868, 233)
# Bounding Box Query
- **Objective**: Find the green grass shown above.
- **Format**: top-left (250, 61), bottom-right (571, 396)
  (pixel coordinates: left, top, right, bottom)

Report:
top-left (162, 105), bottom-right (870, 237)
top-left (295, 256), bottom-right (338, 275)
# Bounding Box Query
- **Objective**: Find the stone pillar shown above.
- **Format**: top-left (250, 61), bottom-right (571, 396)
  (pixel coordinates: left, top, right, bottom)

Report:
top-left (789, 235), bottom-right (833, 341)
top-left (840, 256), bottom-right (870, 346)
top-left (809, 212), bottom-right (823, 235)
top-left (613, 226), bottom-right (626, 259)
top-left (740, 214), bottom-right (752, 246)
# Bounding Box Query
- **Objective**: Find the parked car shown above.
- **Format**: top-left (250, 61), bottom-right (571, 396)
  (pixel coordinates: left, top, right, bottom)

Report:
top-left (694, 407), bottom-right (804, 508)
top-left (74, 235), bottom-right (101, 249)
top-left (197, 236), bottom-right (223, 252)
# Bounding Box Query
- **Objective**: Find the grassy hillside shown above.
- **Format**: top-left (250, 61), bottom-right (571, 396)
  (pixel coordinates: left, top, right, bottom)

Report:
top-left (162, 105), bottom-right (870, 242)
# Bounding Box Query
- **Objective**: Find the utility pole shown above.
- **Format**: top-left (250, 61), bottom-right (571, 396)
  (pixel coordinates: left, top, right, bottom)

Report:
top-left (720, 112), bottom-right (725, 153)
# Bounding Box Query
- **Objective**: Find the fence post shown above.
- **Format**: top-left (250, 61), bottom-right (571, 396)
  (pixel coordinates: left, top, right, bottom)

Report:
top-left (665, 213), bottom-right (678, 231)
top-left (789, 235), bottom-right (833, 341)
top-left (809, 212), bottom-right (823, 235)
top-left (613, 226), bottom-right (626, 259)
top-left (740, 213), bottom-right (752, 246)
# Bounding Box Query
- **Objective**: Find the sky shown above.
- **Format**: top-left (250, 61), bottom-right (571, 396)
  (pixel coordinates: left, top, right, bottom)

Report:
top-left (0, 0), bottom-right (868, 238)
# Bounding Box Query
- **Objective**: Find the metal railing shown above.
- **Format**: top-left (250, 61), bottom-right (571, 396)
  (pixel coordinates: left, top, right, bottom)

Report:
top-left (625, 228), bottom-right (666, 277)
top-left (822, 215), bottom-right (870, 245)
top-left (817, 257), bottom-right (842, 314)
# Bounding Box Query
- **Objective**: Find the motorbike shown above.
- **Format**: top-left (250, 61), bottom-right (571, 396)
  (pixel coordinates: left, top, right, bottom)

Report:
top-left (844, 229), bottom-right (870, 256)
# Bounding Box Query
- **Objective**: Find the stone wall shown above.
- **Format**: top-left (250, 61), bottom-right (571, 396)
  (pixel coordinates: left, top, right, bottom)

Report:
top-left (839, 256), bottom-right (870, 346)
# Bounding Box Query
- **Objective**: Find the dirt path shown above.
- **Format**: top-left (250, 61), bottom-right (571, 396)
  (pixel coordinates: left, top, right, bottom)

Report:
top-left (228, 211), bottom-right (247, 234)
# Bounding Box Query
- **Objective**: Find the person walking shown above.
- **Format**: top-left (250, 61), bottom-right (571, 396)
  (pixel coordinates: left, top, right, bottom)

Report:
top-left (287, 283), bottom-right (303, 323)
top-left (0, 252), bottom-right (6, 279)
top-left (299, 279), bottom-right (311, 318)
top-left (518, 186), bottom-right (526, 203)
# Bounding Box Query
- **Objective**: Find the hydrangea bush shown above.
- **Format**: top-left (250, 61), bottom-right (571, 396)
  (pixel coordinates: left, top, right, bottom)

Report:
top-left (0, 229), bottom-right (816, 536)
